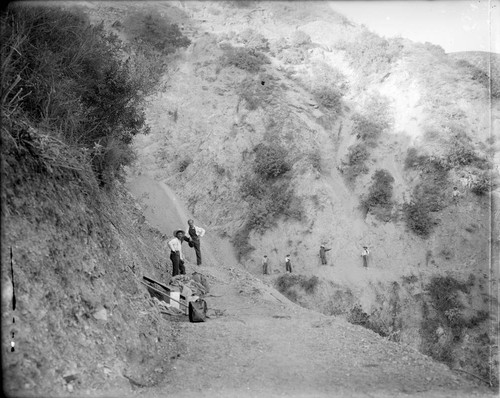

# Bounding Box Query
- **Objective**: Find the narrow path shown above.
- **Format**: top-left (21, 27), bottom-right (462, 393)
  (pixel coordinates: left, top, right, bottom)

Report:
top-left (125, 174), bottom-right (493, 398)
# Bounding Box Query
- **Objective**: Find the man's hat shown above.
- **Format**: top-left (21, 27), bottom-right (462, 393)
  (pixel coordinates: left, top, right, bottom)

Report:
top-left (174, 229), bottom-right (184, 236)
top-left (363, 245), bottom-right (368, 248)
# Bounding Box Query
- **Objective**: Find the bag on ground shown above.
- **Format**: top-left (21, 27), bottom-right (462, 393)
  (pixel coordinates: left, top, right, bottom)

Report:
top-left (189, 298), bottom-right (208, 323)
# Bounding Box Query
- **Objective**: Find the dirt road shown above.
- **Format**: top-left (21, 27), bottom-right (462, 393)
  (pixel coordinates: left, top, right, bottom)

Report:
top-left (125, 174), bottom-right (493, 398)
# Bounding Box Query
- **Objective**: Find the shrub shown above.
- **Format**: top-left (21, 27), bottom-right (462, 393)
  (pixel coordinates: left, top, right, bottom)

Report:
top-left (275, 274), bottom-right (318, 299)
top-left (361, 169), bottom-right (394, 219)
top-left (405, 148), bottom-right (429, 170)
top-left (278, 47), bottom-right (307, 65)
top-left (341, 143), bottom-right (370, 183)
top-left (470, 171), bottom-right (490, 196)
top-left (178, 157), bottom-right (192, 172)
top-left (351, 113), bottom-right (383, 146)
top-left (290, 30), bottom-right (311, 47)
top-left (123, 12), bottom-right (191, 55)
top-left (237, 75), bottom-right (275, 110)
top-left (403, 201), bottom-right (434, 238)
top-left (1, 5), bottom-right (153, 185)
top-left (337, 31), bottom-right (402, 76)
top-left (238, 28), bottom-right (269, 51)
top-left (253, 143), bottom-right (290, 180)
top-left (232, 226), bottom-right (255, 261)
top-left (220, 45), bottom-right (270, 73)
top-left (313, 86), bottom-right (342, 114)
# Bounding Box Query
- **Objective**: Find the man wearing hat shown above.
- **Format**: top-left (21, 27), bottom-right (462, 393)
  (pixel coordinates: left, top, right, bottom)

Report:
top-left (361, 246), bottom-right (370, 268)
top-left (167, 230), bottom-right (186, 276)
top-left (319, 244), bottom-right (332, 265)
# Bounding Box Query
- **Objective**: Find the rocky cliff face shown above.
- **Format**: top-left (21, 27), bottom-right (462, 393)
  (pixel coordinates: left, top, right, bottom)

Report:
top-left (123, 1), bottom-right (498, 282)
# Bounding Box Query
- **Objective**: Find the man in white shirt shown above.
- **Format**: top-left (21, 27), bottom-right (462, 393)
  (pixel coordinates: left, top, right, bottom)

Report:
top-left (361, 246), bottom-right (369, 268)
top-left (168, 230), bottom-right (186, 276)
top-left (262, 255), bottom-right (269, 274)
top-left (185, 219), bottom-right (206, 266)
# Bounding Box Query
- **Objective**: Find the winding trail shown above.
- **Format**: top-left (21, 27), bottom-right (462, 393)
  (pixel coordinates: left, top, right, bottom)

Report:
top-left (125, 173), bottom-right (493, 398)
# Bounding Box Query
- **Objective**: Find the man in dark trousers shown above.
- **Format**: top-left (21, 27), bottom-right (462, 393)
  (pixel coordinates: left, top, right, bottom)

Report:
top-left (262, 255), bottom-right (269, 274)
top-left (285, 254), bottom-right (292, 273)
top-left (361, 246), bottom-right (370, 268)
top-left (185, 219), bottom-right (206, 266)
top-left (319, 245), bottom-right (331, 265)
top-left (167, 230), bottom-right (186, 276)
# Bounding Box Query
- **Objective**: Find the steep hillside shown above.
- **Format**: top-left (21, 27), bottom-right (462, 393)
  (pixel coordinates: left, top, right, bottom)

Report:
top-left (109, 0), bottom-right (499, 388)
top-left (3, 1), bottom-right (499, 396)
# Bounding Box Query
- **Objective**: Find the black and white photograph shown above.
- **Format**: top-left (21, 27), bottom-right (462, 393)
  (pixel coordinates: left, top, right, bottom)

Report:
top-left (2, 1), bottom-right (499, 397)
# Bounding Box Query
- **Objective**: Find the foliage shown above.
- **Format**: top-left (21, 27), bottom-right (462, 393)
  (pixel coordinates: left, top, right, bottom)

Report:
top-left (341, 143), bottom-right (369, 184)
top-left (277, 47), bottom-right (308, 65)
top-left (232, 227), bottom-right (255, 261)
top-left (123, 11), bottom-right (191, 55)
top-left (420, 276), bottom-right (493, 378)
top-left (238, 28), bottom-right (269, 51)
top-left (405, 148), bottom-right (429, 170)
top-left (237, 74), bottom-right (275, 110)
top-left (361, 169), bottom-right (394, 220)
top-left (290, 30), bottom-right (311, 47)
top-left (178, 157), bottom-right (192, 172)
top-left (253, 143), bottom-right (291, 180)
top-left (336, 30), bottom-right (403, 76)
top-left (275, 274), bottom-right (319, 300)
top-left (403, 202), bottom-right (434, 238)
top-left (220, 45), bottom-right (270, 73)
top-left (470, 171), bottom-right (491, 196)
top-left (312, 86), bottom-right (342, 115)
top-left (1, 5), bottom-right (157, 185)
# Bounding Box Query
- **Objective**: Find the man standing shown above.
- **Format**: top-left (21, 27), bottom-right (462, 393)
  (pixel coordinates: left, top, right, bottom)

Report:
top-left (185, 219), bottom-right (206, 266)
top-left (262, 255), bottom-right (269, 274)
top-left (319, 245), bottom-right (331, 265)
top-left (285, 254), bottom-right (292, 273)
top-left (168, 230), bottom-right (186, 276)
top-left (361, 246), bottom-right (370, 268)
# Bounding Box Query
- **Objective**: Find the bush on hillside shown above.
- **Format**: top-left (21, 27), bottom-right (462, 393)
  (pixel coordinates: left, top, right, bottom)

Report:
top-left (290, 30), bottom-right (311, 47)
top-left (123, 12), bottom-right (191, 55)
top-left (275, 274), bottom-right (319, 300)
top-left (237, 74), bottom-right (275, 110)
top-left (470, 171), bottom-right (491, 196)
top-left (361, 169), bottom-right (394, 220)
top-left (405, 148), bottom-right (429, 170)
top-left (238, 28), bottom-right (269, 51)
top-left (220, 45), bottom-right (270, 73)
top-left (336, 31), bottom-right (403, 76)
top-left (253, 143), bottom-right (291, 180)
top-left (403, 201), bottom-right (435, 238)
top-left (312, 86), bottom-right (342, 115)
top-left (341, 143), bottom-right (370, 184)
top-left (1, 5), bottom-right (157, 185)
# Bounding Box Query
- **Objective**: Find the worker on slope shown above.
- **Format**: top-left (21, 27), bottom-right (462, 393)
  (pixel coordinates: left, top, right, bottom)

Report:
top-left (319, 244), bottom-right (332, 265)
top-left (185, 219), bottom-right (206, 266)
top-left (168, 230), bottom-right (186, 276)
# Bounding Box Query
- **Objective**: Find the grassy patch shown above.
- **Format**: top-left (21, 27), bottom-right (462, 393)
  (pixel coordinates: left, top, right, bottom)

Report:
top-left (219, 45), bottom-right (270, 73)
top-left (275, 274), bottom-right (320, 301)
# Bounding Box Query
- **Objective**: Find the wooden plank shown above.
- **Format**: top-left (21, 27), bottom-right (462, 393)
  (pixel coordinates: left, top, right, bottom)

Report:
top-left (143, 275), bottom-right (171, 293)
top-left (140, 281), bottom-right (188, 308)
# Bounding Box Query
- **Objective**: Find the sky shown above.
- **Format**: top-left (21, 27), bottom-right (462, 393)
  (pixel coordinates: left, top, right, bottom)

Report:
top-left (328, 0), bottom-right (500, 54)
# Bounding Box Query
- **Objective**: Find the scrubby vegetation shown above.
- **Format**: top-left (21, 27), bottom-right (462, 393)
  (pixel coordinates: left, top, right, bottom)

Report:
top-left (233, 143), bottom-right (302, 259)
top-left (219, 44), bottom-right (271, 73)
top-left (336, 30), bottom-right (403, 76)
top-left (237, 74), bottom-right (276, 110)
top-left (361, 169), bottom-right (394, 221)
top-left (123, 11), bottom-right (191, 55)
top-left (421, 275), bottom-right (497, 387)
top-left (1, 4), bottom-right (187, 186)
top-left (275, 273), bottom-right (320, 301)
